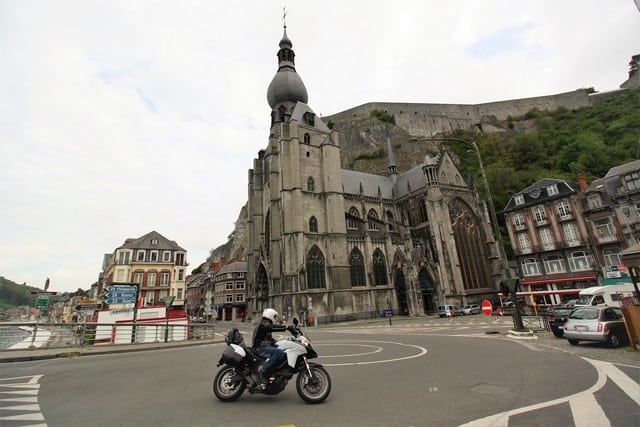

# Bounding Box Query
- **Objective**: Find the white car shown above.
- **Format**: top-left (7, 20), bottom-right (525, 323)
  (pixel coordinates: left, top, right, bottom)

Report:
top-left (461, 304), bottom-right (481, 315)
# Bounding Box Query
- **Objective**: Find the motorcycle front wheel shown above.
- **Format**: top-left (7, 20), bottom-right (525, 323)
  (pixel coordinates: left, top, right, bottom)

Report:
top-left (213, 365), bottom-right (245, 402)
top-left (296, 365), bottom-right (331, 404)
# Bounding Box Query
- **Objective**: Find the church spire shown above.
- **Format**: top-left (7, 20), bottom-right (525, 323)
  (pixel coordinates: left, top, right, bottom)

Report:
top-left (387, 138), bottom-right (398, 177)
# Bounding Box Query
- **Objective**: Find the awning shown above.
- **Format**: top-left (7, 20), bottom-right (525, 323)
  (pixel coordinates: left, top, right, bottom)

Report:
top-left (520, 276), bottom-right (596, 286)
top-left (601, 277), bottom-right (633, 286)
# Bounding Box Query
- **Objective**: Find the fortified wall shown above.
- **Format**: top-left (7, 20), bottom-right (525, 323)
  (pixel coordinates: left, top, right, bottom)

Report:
top-left (323, 88), bottom-right (624, 137)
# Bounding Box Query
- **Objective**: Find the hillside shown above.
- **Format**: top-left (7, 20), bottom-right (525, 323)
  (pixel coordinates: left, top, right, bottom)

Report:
top-left (0, 277), bottom-right (40, 311)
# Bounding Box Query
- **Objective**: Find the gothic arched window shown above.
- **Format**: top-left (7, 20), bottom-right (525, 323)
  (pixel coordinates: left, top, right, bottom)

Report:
top-left (306, 246), bottom-right (326, 289)
top-left (347, 207), bottom-right (360, 229)
top-left (368, 209), bottom-right (379, 230)
top-left (349, 248), bottom-right (366, 287)
top-left (309, 216), bottom-right (318, 233)
top-left (372, 248), bottom-right (387, 286)
top-left (386, 210), bottom-right (395, 231)
top-left (307, 176), bottom-right (315, 192)
top-left (304, 133), bottom-right (311, 144)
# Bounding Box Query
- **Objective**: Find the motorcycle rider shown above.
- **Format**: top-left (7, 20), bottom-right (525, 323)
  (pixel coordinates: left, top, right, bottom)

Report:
top-left (252, 308), bottom-right (293, 387)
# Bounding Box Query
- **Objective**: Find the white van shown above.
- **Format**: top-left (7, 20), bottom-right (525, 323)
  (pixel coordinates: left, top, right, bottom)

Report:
top-left (576, 283), bottom-right (637, 308)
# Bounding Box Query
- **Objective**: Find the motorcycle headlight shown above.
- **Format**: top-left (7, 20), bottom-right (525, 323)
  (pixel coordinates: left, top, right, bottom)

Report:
top-left (300, 337), bottom-right (310, 347)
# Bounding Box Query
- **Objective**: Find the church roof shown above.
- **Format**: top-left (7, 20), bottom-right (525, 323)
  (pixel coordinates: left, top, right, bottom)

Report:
top-left (341, 170), bottom-right (394, 199)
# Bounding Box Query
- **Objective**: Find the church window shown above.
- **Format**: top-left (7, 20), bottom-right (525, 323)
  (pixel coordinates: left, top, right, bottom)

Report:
top-left (386, 211), bottom-right (395, 231)
top-left (367, 209), bottom-right (379, 230)
top-left (372, 249), bottom-right (387, 286)
top-left (309, 216), bottom-right (318, 233)
top-left (347, 207), bottom-right (360, 229)
top-left (306, 246), bottom-right (326, 289)
top-left (349, 248), bottom-right (366, 287)
top-left (307, 177), bottom-right (315, 192)
top-left (304, 133), bottom-right (311, 144)
top-left (303, 112), bottom-right (315, 127)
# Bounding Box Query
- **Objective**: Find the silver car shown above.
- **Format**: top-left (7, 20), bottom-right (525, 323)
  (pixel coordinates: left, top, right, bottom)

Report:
top-left (563, 306), bottom-right (629, 348)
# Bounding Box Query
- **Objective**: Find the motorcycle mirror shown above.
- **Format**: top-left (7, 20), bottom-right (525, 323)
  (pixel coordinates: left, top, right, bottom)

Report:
top-left (292, 318), bottom-right (299, 326)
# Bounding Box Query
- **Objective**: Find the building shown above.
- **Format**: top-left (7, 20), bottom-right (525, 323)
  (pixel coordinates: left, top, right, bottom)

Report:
top-left (245, 26), bottom-right (501, 322)
top-left (504, 178), bottom-right (601, 306)
top-left (212, 261), bottom-right (247, 321)
top-left (101, 231), bottom-right (188, 308)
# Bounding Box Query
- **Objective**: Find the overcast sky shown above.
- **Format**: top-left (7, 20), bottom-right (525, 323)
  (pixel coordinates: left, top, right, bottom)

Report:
top-left (1, 1), bottom-right (639, 293)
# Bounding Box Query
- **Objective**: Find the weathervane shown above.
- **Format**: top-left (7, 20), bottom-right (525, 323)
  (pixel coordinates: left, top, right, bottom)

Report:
top-left (282, 6), bottom-right (287, 28)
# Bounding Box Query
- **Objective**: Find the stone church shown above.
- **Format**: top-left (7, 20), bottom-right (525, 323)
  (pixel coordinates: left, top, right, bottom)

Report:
top-left (246, 26), bottom-right (501, 322)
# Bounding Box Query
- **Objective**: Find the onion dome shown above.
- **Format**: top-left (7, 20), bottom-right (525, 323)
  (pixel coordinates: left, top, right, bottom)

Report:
top-left (267, 27), bottom-right (308, 109)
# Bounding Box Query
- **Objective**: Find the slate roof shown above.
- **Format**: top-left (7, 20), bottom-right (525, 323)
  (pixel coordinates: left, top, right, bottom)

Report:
top-left (119, 230), bottom-right (185, 251)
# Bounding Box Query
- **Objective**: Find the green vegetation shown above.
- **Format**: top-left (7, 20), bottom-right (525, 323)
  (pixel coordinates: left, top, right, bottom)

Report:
top-left (442, 87), bottom-right (640, 254)
top-left (349, 148), bottom-right (386, 168)
top-left (370, 109), bottom-right (396, 124)
top-left (0, 277), bottom-right (40, 310)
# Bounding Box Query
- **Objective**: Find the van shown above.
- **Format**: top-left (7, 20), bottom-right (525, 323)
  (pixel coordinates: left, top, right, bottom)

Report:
top-left (576, 283), bottom-right (637, 308)
top-left (437, 305), bottom-right (460, 317)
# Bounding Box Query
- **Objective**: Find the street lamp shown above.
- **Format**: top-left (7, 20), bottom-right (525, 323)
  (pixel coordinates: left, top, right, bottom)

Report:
top-left (420, 136), bottom-right (510, 279)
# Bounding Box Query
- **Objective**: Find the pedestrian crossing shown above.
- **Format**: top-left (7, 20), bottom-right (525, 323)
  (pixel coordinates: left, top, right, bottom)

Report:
top-left (0, 375), bottom-right (46, 426)
top-left (324, 319), bottom-right (513, 334)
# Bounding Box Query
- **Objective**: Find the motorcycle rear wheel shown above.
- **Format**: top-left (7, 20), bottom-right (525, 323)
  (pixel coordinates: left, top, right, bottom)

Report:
top-left (213, 366), bottom-right (245, 402)
top-left (296, 365), bottom-right (331, 404)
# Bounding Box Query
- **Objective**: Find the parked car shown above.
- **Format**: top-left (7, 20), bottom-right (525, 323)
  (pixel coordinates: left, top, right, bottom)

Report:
top-left (438, 305), bottom-right (460, 317)
top-left (554, 299), bottom-right (578, 309)
top-left (547, 307), bottom-right (574, 337)
top-left (563, 306), bottom-right (629, 348)
top-left (461, 304), bottom-right (481, 315)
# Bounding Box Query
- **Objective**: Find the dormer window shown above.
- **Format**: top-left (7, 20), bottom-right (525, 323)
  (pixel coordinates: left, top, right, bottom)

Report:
top-left (151, 238), bottom-right (158, 245)
top-left (303, 112), bottom-right (315, 127)
top-left (624, 171), bottom-right (640, 190)
top-left (546, 184), bottom-right (559, 196)
top-left (514, 195), bottom-right (525, 205)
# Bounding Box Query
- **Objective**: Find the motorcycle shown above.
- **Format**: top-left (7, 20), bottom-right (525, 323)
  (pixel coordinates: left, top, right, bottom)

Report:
top-left (213, 318), bottom-right (331, 404)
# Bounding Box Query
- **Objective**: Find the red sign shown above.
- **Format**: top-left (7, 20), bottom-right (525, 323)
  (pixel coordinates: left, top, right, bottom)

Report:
top-left (481, 300), bottom-right (493, 316)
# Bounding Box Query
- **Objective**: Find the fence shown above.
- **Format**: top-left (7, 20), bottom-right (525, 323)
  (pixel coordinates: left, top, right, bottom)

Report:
top-left (0, 322), bottom-right (216, 351)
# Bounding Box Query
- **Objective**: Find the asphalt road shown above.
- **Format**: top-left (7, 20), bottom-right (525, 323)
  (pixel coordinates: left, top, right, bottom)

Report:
top-left (1, 316), bottom-right (639, 427)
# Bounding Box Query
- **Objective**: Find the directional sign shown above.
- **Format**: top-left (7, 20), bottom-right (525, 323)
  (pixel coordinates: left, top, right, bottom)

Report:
top-left (106, 285), bottom-right (138, 305)
top-left (481, 300), bottom-right (493, 316)
top-left (35, 297), bottom-right (50, 310)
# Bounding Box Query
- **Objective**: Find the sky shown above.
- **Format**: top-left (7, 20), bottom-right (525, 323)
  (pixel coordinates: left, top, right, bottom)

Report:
top-left (1, 1), bottom-right (639, 294)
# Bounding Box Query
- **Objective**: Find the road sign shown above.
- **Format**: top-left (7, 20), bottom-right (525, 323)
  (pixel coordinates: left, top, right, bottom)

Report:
top-left (35, 297), bottom-right (50, 310)
top-left (106, 285), bottom-right (138, 305)
top-left (481, 300), bottom-right (493, 316)
top-left (77, 299), bottom-right (99, 305)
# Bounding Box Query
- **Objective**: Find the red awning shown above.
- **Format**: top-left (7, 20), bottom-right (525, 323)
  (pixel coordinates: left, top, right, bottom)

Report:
top-left (520, 276), bottom-right (596, 286)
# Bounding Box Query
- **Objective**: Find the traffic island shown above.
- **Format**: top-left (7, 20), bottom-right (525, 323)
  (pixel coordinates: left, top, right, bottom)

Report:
top-left (507, 328), bottom-right (537, 340)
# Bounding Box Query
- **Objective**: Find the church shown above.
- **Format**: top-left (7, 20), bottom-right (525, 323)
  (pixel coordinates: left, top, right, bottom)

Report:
top-left (245, 25), bottom-right (501, 322)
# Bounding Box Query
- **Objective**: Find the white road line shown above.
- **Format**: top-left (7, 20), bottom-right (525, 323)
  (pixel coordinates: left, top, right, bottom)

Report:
top-left (570, 391), bottom-right (610, 427)
top-left (0, 375), bottom-right (47, 427)
top-left (587, 358), bottom-right (640, 406)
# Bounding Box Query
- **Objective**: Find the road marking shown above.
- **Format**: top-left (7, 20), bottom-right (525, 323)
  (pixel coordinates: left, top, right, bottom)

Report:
top-left (314, 343), bottom-right (383, 358)
top-left (460, 358), bottom-right (636, 427)
top-left (316, 340), bottom-right (427, 366)
top-left (0, 375), bottom-right (47, 426)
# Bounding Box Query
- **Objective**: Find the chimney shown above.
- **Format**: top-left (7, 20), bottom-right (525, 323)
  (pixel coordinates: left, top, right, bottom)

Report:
top-left (577, 174), bottom-right (589, 192)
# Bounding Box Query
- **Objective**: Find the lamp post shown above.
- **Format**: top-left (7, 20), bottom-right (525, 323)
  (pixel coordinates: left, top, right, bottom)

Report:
top-left (420, 136), bottom-right (510, 279)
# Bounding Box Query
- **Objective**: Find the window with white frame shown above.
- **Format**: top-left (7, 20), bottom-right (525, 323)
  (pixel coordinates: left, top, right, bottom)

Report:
top-left (517, 232), bottom-right (531, 249)
top-left (539, 227), bottom-right (554, 248)
top-left (546, 184), bottom-right (559, 196)
top-left (150, 251), bottom-right (158, 262)
top-left (236, 281), bottom-right (245, 289)
top-left (236, 294), bottom-right (244, 302)
top-left (116, 269), bottom-right (125, 282)
top-left (136, 250), bottom-right (146, 262)
top-left (514, 195), bottom-right (525, 205)
top-left (160, 272), bottom-right (170, 286)
top-left (557, 201), bottom-right (571, 218)
top-left (587, 194), bottom-right (602, 209)
top-left (562, 222), bottom-right (580, 245)
top-left (133, 272), bottom-right (143, 284)
top-left (225, 294), bottom-right (233, 303)
top-left (163, 251), bottom-right (171, 262)
top-left (594, 218), bottom-right (614, 238)
top-left (521, 258), bottom-right (541, 276)
top-left (178, 269), bottom-right (184, 281)
top-left (533, 206), bottom-right (547, 224)
top-left (603, 247), bottom-right (621, 266)
top-left (225, 282), bottom-right (234, 290)
top-left (568, 251), bottom-right (592, 271)
top-left (147, 272), bottom-right (156, 287)
top-left (624, 171), bottom-right (640, 190)
top-left (512, 213), bottom-right (525, 228)
top-left (543, 255), bottom-right (566, 273)
top-left (176, 288), bottom-right (182, 300)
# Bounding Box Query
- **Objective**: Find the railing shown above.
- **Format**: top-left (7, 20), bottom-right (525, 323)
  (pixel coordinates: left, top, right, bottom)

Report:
top-left (0, 322), bottom-right (217, 351)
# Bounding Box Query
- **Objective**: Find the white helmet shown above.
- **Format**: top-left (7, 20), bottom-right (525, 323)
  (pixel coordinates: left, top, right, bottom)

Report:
top-left (262, 308), bottom-right (279, 323)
